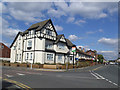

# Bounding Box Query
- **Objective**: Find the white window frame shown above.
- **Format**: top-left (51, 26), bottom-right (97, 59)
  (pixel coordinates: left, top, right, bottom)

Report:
top-left (30, 53), bottom-right (32, 60)
top-left (58, 55), bottom-right (62, 61)
top-left (16, 54), bottom-right (18, 61)
top-left (46, 30), bottom-right (52, 36)
top-left (58, 43), bottom-right (64, 50)
top-left (18, 43), bottom-right (20, 50)
top-left (19, 54), bottom-right (21, 61)
top-left (47, 54), bottom-right (53, 61)
top-left (28, 40), bottom-right (32, 48)
top-left (45, 43), bottom-right (53, 49)
top-left (26, 53), bottom-right (29, 60)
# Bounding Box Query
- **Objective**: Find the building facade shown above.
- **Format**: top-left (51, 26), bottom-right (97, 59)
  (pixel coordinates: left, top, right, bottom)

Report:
top-left (10, 19), bottom-right (95, 64)
top-left (86, 50), bottom-right (98, 60)
top-left (0, 43), bottom-right (11, 61)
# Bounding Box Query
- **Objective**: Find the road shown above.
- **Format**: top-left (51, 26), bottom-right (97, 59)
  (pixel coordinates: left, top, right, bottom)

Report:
top-left (1, 64), bottom-right (119, 89)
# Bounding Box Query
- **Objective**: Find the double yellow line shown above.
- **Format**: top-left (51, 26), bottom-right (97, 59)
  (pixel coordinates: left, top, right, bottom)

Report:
top-left (0, 77), bottom-right (32, 90)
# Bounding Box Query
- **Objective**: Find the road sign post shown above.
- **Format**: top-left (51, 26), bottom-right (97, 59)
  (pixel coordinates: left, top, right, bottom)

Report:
top-left (72, 47), bottom-right (76, 68)
top-left (31, 63), bottom-right (32, 69)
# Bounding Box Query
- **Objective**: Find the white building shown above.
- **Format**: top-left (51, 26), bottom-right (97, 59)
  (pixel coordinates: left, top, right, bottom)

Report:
top-left (10, 19), bottom-right (76, 64)
top-left (10, 19), bottom-right (94, 64)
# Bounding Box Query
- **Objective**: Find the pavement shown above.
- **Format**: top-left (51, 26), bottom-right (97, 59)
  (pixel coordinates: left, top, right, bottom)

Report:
top-left (1, 64), bottom-right (119, 89)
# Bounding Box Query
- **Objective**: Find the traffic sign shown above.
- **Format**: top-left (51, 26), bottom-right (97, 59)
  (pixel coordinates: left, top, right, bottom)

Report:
top-left (72, 47), bottom-right (76, 52)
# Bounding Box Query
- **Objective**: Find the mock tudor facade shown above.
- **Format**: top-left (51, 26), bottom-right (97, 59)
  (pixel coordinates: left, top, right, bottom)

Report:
top-left (10, 19), bottom-right (95, 64)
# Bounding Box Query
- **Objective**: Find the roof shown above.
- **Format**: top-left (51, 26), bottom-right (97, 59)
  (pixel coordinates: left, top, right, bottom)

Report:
top-left (86, 49), bottom-right (97, 53)
top-left (54, 34), bottom-right (64, 43)
top-left (66, 39), bottom-right (75, 47)
top-left (10, 32), bottom-right (23, 48)
top-left (23, 19), bottom-right (51, 34)
top-left (76, 49), bottom-right (93, 57)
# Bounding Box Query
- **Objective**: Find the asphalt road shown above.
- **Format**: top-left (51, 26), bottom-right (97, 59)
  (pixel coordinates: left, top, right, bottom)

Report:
top-left (1, 64), bottom-right (119, 89)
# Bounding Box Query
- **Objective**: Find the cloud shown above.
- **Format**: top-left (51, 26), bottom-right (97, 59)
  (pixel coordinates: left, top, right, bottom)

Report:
top-left (98, 50), bottom-right (117, 60)
top-left (86, 29), bottom-right (104, 34)
top-left (77, 45), bottom-right (90, 51)
top-left (98, 37), bottom-right (118, 46)
top-left (2, 2), bottom-right (118, 25)
top-left (3, 2), bottom-right (52, 22)
top-left (67, 17), bottom-right (75, 23)
top-left (74, 19), bottom-right (86, 25)
top-left (47, 8), bottom-right (66, 18)
top-left (68, 35), bottom-right (82, 41)
top-left (54, 2), bottom-right (117, 19)
top-left (98, 29), bottom-right (103, 32)
top-left (2, 18), bottom-right (22, 39)
top-left (54, 25), bottom-right (63, 31)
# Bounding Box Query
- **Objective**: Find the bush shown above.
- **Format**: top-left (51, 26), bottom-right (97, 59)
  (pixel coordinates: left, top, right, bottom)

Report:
top-left (35, 63), bottom-right (41, 65)
top-left (14, 62), bottom-right (19, 64)
top-left (21, 62), bottom-right (27, 64)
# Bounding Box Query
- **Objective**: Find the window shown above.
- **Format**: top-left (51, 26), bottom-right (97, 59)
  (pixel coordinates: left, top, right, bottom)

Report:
top-left (2, 45), bottom-right (4, 49)
top-left (26, 53), bottom-right (29, 60)
top-left (16, 54), bottom-right (18, 61)
top-left (19, 36), bottom-right (21, 40)
top-left (58, 43), bottom-right (64, 49)
top-left (13, 46), bottom-right (16, 50)
top-left (45, 43), bottom-right (53, 49)
top-left (30, 53), bottom-right (32, 60)
top-left (89, 52), bottom-right (91, 55)
top-left (19, 54), bottom-right (21, 61)
top-left (28, 40), bottom-right (32, 47)
top-left (58, 55), bottom-right (62, 61)
top-left (70, 56), bottom-right (73, 61)
top-left (47, 54), bottom-right (53, 61)
top-left (29, 31), bottom-right (31, 35)
top-left (46, 30), bottom-right (52, 36)
top-left (18, 43), bottom-right (20, 50)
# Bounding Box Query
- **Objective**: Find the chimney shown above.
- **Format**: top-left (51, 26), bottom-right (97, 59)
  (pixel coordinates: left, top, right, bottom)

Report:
top-left (79, 47), bottom-right (82, 51)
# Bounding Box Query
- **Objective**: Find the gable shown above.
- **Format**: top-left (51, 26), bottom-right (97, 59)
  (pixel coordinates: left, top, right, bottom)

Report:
top-left (60, 36), bottom-right (66, 42)
top-left (10, 32), bottom-right (23, 48)
top-left (41, 20), bottom-right (57, 37)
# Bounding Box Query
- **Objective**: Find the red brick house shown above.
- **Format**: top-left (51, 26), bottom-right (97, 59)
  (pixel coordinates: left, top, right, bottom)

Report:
top-left (86, 50), bottom-right (98, 60)
top-left (0, 43), bottom-right (11, 59)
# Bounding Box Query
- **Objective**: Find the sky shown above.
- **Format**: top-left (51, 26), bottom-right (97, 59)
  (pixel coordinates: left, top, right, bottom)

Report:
top-left (0, 0), bottom-right (119, 60)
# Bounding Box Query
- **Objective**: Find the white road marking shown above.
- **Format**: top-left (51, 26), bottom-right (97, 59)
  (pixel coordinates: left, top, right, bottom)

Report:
top-left (17, 73), bottom-right (25, 76)
top-left (93, 72), bottom-right (105, 79)
top-left (5, 74), bottom-right (13, 78)
top-left (15, 85), bottom-right (21, 88)
top-left (91, 71), bottom-right (119, 87)
top-left (113, 83), bottom-right (118, 86)
top-left (89, 71), bottom-right (100, 79)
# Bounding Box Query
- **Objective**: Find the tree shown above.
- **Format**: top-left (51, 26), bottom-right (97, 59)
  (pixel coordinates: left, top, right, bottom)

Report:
top-left (98, 54), bottom-right (104, 64)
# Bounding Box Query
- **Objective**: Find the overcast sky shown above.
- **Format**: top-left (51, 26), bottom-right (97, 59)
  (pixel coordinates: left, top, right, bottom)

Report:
top-left (0, 0), bottom-right (119, 60)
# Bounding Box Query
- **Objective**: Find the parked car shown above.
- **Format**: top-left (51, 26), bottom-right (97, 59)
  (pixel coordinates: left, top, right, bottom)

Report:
top-left (109, 62), bottom-right (115, 65)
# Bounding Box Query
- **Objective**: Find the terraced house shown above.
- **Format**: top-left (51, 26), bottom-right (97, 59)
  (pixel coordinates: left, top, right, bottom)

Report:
top-left (10, 19), bottom-right (94, 64)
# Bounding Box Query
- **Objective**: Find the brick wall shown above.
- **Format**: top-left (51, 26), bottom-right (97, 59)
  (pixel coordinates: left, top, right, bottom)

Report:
top-left (86, 50), bottom-right (98, 60)
top-left (0, 43), bottom-right (11, 58)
